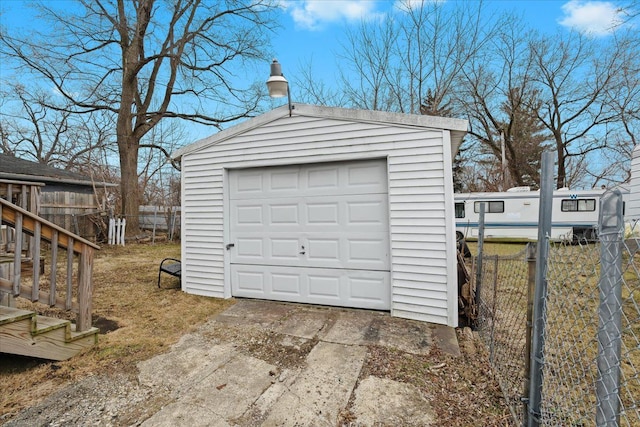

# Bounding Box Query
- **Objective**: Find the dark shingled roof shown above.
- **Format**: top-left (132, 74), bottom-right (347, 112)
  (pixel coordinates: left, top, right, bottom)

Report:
top-left (0, 153), bottom-right (95, 186)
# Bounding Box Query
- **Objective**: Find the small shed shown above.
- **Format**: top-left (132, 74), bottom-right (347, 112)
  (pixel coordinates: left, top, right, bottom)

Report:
top-left (172, 104), bottom-right (468, 327)
top-left (0, 154), bottom-right (105, 240)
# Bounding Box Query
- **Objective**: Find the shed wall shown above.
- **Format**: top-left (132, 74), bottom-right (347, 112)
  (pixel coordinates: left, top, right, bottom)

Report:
top-left (181, 114), bottom-right (457, 326)
top-left (39, 191), bottom-right (100, 241)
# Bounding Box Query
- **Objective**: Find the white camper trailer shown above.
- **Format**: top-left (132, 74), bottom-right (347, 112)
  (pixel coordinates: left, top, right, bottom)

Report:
top-left (455, 187), bottom-right (611, 242)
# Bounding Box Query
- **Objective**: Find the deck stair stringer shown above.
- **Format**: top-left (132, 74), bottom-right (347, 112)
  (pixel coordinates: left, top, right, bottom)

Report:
top-left (0, 306), bottom-right (98, 361)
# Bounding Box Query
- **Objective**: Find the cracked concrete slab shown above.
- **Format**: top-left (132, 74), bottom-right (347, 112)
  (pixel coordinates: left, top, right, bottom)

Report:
top-left (272, 306), bottom-right (330, 339)
top-left (140, 351), bottom-right (277, 426)
top-left (318, 309), bottom-right (385, 346)
top-left (213, 299), bottom-right (295, 328)
top-left (351, 376), bottom-right (436, 426)
top-left (133, 300), bottom-right (460, 426)
top-left (138, 337), bottom-right (236, 393)
top-left (261, 341), bottom-right (367, 427)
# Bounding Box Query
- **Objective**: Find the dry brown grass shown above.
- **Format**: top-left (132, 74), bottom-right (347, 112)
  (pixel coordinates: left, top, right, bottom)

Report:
top-left (0, 242), bottom-right (233, 418)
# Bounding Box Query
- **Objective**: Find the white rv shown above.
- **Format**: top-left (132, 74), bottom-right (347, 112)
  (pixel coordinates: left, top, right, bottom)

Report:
top-left (455, 187), bottom-right (613, 242)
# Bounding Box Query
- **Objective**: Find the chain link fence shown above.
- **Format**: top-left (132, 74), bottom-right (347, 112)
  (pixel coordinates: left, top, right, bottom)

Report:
top-left (473, 245), bottom-right (531, 423)
top-left (472, 185), bottom-right (639, 425)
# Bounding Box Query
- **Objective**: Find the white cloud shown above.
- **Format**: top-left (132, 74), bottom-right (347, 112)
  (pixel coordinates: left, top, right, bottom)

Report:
top-left (393, 0), bottom-right (445, 13)
top-left (559, 0), bottom-right (624, 36)
top-left (282, 0), bottom-right (383, 30)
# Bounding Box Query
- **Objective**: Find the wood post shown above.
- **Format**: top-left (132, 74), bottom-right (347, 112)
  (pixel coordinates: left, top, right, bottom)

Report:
top-left (13, 213), bottom-right (22, 296)
top-left (66, 237), bottom-right (74, 310)
top-left (76, 245), bottom-right (94, 332)
top-left (49, 232), bottom-right (58, 307)
top-left (32, 221), bottom-right (41, 301)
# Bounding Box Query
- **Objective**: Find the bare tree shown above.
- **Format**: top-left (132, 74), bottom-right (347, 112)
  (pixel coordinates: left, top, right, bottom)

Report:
top-left (1, 0), bottom-right (277, 234)
top-left (396, 0), bottom-right (496, 115)
top-left (298, 0), bottom-right (498, 116)
top-left (529, 31), bottom-right (626, 189)
top-left (0, 83), bottom-right (115, 171)
top-left (337, 16), bottom-right (399, 111)
top-left (601, 31), bottom-right (640, 184)
top-left (138, 120), bottom-right (186, 205)
top-left (453, 15), bottom-right (550, 191)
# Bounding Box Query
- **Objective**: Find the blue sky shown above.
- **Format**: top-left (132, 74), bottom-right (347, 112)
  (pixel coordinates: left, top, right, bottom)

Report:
top-left (2, 0), bottom-right (629, 86)
top-left (269, 0), bottom-right (630, 86)
top-left (0, 0), bottom-right (633, 142)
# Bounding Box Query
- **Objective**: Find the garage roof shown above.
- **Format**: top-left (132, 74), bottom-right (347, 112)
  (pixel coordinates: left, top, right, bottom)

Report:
top-left (172, 104), bottom-right (468, 161)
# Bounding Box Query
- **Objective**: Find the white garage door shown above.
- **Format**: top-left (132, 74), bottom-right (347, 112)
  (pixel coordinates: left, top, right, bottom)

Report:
top-left (229, 159), bottom-right (390, 310)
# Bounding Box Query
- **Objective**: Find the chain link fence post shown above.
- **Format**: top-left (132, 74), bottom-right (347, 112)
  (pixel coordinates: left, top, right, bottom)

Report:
top-left (596, 189), bottom-right (623, 426)
top-left (523, 241), bottom-right (537, 426)
top-left (528, 151), bottom-right (555, 427)
top-left (475, 202), bottom-right (486, 312)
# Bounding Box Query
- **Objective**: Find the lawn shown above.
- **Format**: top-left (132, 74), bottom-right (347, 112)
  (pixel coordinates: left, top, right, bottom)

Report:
top-left (0, 242), bottom-right (233, 418)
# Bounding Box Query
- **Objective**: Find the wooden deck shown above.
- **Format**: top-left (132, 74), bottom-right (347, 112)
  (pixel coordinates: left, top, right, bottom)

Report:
top-left (1, 191), bottom-right (99, 360)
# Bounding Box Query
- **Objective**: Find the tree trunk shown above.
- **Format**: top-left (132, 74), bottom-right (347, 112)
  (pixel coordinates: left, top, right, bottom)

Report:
top-left (119, 141), bottom-right (140, 237)
top-left (556, 135), bottom-right (566, 189)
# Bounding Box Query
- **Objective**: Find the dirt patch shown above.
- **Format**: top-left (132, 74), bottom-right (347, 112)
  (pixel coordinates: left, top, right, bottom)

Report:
top-left (93, 316), bottom-right (120, 334)
top-left (242, 330), bottom-right (319, 369)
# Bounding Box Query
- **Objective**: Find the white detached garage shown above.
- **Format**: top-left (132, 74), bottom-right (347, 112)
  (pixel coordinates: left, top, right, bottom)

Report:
top-left (172, 104), bottom-right (468, 327)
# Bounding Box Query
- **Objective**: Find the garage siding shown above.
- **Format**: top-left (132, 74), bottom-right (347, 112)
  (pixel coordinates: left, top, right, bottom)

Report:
top-left (628, 145), bottom-right (640, 221)
top-left (181, 112), bottom-right (458, 326)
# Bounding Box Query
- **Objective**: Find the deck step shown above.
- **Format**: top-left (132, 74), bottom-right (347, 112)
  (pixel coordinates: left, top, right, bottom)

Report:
top-left (0, 306), bottom-right (98, 361)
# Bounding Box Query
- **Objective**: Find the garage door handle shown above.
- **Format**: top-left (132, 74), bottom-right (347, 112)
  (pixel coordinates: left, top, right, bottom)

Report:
top-left (226, 243), bottom-right (235, 250)
top-left (299, 245), bottom-right (305, 255)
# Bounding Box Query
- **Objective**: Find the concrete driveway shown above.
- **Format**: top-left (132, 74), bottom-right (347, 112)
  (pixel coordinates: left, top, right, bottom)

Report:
top-left (136, 299), bottom-right (460, 426)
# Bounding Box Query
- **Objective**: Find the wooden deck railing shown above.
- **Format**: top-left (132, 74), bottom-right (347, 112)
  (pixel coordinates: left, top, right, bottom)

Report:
top-left (0, 198), bottom-right (99, 332)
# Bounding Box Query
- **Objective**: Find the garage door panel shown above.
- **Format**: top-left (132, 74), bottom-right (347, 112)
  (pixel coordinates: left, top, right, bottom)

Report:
top-left (232, 196), bottom-right (388, 231)
top-left (348, 239), bottom-right (388, 264)
top-left (271, 238), bottom-right (300, 260)
top-left (231, 265), bottom-right (390, 310)
top-left (308, 274), bottom-right (340, 299)
top-left (347, 162), bottom-right (387, 188)
top-left (271, 170), bottom-right (300, 191)
top-left (307, 166), bottom-right (340, 190)
top-left (235, 270), bottom-right (266, 292)
top-left (233, 234), bottom-right (388, 270)
top-left (236, 205), bottom-right (263, 224)
top-left (349, 276), bottom-right (388, 303)
top-left (236, 238), bottom-right (263, 258)
top-left (231, 159), bottom-right (387, 200)
top-left (306, 202), bottom-right (339, 224)
top-left (230, 159), bottom-right (389, 310)
top-left (307, 238), bottom-right (341, 262)
top-left (271, 272), bottom-right (302, 295)
top-left (269, 203), bottom-right (299, 224)
top-left (234, 172), bottom-right (264, 194)
top-left (347, 200), bottom-right (387, 225)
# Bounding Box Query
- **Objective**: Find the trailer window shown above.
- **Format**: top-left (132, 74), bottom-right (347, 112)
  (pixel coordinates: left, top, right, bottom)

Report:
top-left (474, 201), bottom-right (504, 213)
top-left (561, 198), bottom-right (596, 212)
top-left (455, 202), bottom-right (465, 218)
